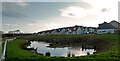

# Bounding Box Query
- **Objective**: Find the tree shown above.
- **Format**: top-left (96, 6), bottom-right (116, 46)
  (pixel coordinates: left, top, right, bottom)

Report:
top-left (14, 30), bottom-right (20, 34)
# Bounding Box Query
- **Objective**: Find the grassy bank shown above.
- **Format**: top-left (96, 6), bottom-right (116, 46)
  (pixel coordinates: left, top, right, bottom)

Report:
top-left (24, 34), bottom-right (118, 53)
top-left (5, 34), bottom-right (119, 61)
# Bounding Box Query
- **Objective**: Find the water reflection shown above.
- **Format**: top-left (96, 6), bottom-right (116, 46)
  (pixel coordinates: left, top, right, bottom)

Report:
top-left (28, 41), bottom-right (96, 57)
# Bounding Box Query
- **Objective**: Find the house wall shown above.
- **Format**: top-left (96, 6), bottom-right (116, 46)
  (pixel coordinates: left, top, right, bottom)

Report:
top-left (37, 33), bottom-right (41, 35)
top-left (66, 30), bottom-right (72, 35)
top-left (89, 28), bottom-right (96, 33)
top-left (77, 27), bottom-right (83, 34)
top-left (59, 29), bottom-right (66, 35)
top-left (66, 32), bottom-right (68, 35)
top-left (72, 31), bottom-right (77, 34)
top-left (47, 32), bottom-right (51, 35)
top-left (110, 22), bottom-right (120, 30)
top-left (83, 28), bottom-right (88, 33)
top-left (37, 32), bottom-right (45, 35)
top-left (51, 30), bottom-right (57, 35)
top-left (66, 31), bottom-right (71, 35)
top-left (97, 29), bottom-right (115, 34)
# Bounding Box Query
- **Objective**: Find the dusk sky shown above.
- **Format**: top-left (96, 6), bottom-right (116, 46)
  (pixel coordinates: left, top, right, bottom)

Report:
top-left (2, 0), bottom-right (119, 33)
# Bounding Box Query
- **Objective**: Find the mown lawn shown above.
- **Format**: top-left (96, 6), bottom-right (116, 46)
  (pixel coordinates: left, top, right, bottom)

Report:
top-left (5, 34), bottom-right (119, 61)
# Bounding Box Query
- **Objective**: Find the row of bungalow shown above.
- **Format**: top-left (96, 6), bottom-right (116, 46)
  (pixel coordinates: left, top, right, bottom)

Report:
top-left (37, 25), bottom-right (96, 35)
top-left (36, 20), bottom-right (120, 35)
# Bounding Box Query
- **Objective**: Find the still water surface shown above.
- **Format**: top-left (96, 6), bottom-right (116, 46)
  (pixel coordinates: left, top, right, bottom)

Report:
top-left (28, 41), bottom-right (96, 57)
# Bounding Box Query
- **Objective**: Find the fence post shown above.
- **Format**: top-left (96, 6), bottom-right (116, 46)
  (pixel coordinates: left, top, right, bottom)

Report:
top-left (1, 40), bottom-right (7, 61)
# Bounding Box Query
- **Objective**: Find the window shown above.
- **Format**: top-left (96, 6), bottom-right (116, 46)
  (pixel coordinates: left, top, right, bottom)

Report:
top-left (74, 28), bottom-right (76, 30)
top-left (58, 30), bottom-right (60, 31)
top-left (68, 28), bottom-right (70, 30)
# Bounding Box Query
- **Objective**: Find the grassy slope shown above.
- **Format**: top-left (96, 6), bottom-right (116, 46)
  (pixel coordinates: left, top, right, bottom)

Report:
top-left (5, 34), bottom-right (119, 61)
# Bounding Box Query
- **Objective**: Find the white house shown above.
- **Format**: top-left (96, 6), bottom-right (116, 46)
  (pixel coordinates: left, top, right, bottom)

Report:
top-left (56, 28), bottom-right (66, 35)
top-left (110, 20), bottom-right (120, 33)
top-left (65, 27), bottom-right (72, 35)
top-left (97, 22), bottom-right (116, 34)
top-left (37, 31), bottom-right (45, 35)
top-left (74, 26), bottom-right (83, 34)
top-left (51, 29), bottom-right (58, 35)
top-left (87, 27), bottom-right (97, 34)
top-left (65, 26), bottom-right (83, 35)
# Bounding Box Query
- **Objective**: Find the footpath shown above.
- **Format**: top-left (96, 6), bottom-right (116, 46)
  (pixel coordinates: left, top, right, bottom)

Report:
top-left (0, 38), bottom-right (16, 61)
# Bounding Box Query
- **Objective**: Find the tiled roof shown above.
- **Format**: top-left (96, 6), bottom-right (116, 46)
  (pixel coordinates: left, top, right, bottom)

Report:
top-left (70, 27), bottom-right (79, 31)
top-left (110, 20), bottom-right (120, 24)
top-left (64, 26), bottom-right (81, 32)
top-left (38, 32), bottom-right (43, 34)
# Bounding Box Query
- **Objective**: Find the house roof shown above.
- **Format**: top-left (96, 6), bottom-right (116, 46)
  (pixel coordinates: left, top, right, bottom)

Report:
top-left (110, 20), bottom-right (120, 30)
top-left (38, 31), bottom-right (44, 34)
top-left (110, 20), bottom-right (120, 24)
top-left (87, 27), bottom-right (97, 29)
top-left (97, 22), bottom-right (116, 29)
top-left (65, 25), bottom-right (81, 32)
top-left (44, 31), bottom-right (49, 34)
top-left (45, 30), bottom-right (54, 33)
top-left (56, 28), bottom-right (63, 32)
top-left (70, 27), bottom-right (79, 31)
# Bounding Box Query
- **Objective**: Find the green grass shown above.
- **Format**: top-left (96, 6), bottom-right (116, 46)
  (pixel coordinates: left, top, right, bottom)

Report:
top-left (5, 34), bottom-right (119, 61)
top-left (0, 43), bottom-right (2, 60)
top-left (5, 39), bottom-right (48, 61)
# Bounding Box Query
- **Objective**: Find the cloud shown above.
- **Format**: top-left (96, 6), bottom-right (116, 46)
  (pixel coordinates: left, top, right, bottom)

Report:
top-left (2, 2), bottom-right (29, 18)
top-left (2, 0), bottom-right (82, 2)
top-left (81, 0), bottom-right (118, 24)
top-left (31, 21), bottom-right (35, 23)
top-left (101, 8), bottom-right (111, 13)
top-left (59, 0), bottom-right (117, 19)
top-left (60, 0), bottom-right (119, 20)
top-left (3, 9), bottom-right (28, 18)
top-left (14, 2), bottom-right (29, 7)
top-left (60, 6), bottom-right (89, 18)
top-left (5, 24), bottom-right (18, 26)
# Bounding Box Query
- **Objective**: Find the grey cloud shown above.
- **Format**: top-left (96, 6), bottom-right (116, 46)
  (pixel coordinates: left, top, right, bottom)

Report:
top-left (68, 13), bottom-right (76, 16)
top-left (2, 2), bottom-right (29, 18)
top-left (3, 11), bottom-right (28, 18)
top-left (14, 2), bottom-right (29, 7)
top-left (31, 21), bottom-right (35, 23)
top-left (101, 8), bottom-right (111, 13)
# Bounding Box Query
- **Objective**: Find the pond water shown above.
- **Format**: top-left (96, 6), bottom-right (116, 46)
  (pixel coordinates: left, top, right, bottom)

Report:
top-left (28, 41), bottom-right (96, 57)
